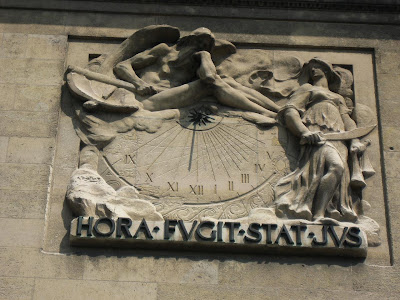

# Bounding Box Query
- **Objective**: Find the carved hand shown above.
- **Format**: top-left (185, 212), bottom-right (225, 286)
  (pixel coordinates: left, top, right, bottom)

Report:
top-left (350, 139), bottom-right (367, 154)
top-left (300, 131), bottom-right (326, 145)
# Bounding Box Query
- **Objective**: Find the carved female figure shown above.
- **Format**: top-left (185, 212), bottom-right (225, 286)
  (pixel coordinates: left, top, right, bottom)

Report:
top-left (275, 58), bottom-right (366, 223)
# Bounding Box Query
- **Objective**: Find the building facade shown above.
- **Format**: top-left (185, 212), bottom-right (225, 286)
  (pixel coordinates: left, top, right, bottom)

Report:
top-left (0, 1), bottom-right (399, 299)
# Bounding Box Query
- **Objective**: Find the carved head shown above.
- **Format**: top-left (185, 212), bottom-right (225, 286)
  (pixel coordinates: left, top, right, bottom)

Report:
top-left (304, 57), bottom-right (341, 91)
top-left (177, 27), bottom-right (215, 51)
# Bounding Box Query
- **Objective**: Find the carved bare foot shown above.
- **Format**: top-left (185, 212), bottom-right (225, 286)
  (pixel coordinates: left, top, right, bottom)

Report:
top-left (136, 85), bottom-right (159, 96)
top-left (312, 216), bottom-right (340, 225)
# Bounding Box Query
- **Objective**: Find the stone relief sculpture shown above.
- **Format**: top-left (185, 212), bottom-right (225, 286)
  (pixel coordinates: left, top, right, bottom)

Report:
top-left (65, 25), bottom-right (380, 246)
top-left (275, 58), bottom-right (375, 224)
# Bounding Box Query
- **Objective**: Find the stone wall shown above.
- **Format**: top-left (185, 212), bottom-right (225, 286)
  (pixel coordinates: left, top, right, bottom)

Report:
top-left (0, 1), bottom-right (399, 299)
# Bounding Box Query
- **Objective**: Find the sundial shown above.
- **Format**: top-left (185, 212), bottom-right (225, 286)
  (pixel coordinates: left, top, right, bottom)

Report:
top-left (97, 105), bottom-right (295, 220)
top-left (65, 25), bottom-right (380, 255)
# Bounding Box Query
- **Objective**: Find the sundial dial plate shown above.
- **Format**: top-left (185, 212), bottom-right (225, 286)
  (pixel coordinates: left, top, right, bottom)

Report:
top-left (98, 106), bottom-right (295, 219)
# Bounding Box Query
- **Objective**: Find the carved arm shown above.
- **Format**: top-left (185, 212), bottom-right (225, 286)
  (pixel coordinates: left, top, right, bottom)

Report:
top-left (284, 108), bottom-right (324, 145)
top-left (114, 44), bottom-right (169, 94)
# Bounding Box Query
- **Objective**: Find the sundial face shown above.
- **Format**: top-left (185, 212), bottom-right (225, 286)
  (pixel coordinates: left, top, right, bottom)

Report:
top-left (98, 105), bottom-right (296, 220)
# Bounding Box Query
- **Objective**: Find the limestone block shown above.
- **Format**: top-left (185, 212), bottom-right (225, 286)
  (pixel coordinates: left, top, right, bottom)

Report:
top-left (64, 12), bottom-right (158, 38)
top-left (2, 10), bottom-right (66, 35)
top-left (0, 247), bottom-right (85, 279)
top-left (218, 259), bottom-right (354, 291)
top-left (0, 58), bottom-right (26, 84)
top-left (0, 33), bottom-right (27, 58)
top-left (0, 277), bottom-right (34, 300)
top-left (41, 186), bottom-right (77, 252)
top-left (157, 283), bottom-right (389, 300)
top-left (376, 50), bottom-right (400, 75)
top-left (26, 34), bottom-right (67, 60)
top-left (51, 114), bottom-right (80, 170)
top-left (382, 126), bottom-right (400, 152)
top-left (380, 100), bottom-right (400, 127)
top-left (0, 83), bottom-right (16, 110)
top-left (0, 58), bottom-right (64, 85)
top-left (383, 151), bottom-right (400, 178)
top-left (25, 59), bottom-right (64, 85)
top-left (51, 165), bottom-right (76, 190)
top-left (32, 278), bottom-right (157, 300)
top-left (14, 85), bottom-right (61, 112)
top-left (0, 163), bottom-right (50, 191)
top-left (0, 136), bottom-right (8, 162)
top-left (0, 111), bottom-right (58, 137)
top-left (6, 137), bottom-right (55, 164)
top-left (0, 218), bottom-right (43, 247)
top-left (82, 254), bottom-right (219, 284)
top-left (0, 189), bottom-right (47, 218)
top-left (352, 264), bottom-right (400, 294)
top-left (377, 73), bottom-right (400, 102)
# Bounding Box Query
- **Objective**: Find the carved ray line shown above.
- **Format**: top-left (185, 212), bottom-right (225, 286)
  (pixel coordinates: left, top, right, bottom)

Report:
top-left (148, 150), bottom-right (193, 180)
top-left (213, 128), bottom-right (247, 164)
top-left (203, 130), bottom-right (221, 170)
top-left (201, 131), bottom-right (216, 181)
top-left (214, 127), bottom-right (251, 162)
top-left (221, 123), bottom-right (265, 146)
top-left (220, 125), bottom-right (260, 149)
top-left (214, 128), bottom-right (248, 161)
top-left (149, 131), bottom-right (194, 180)
top-left (198, 132), bottom-right (210, 179)
top-left (218, 124), bottom-right (256, 149)
top-left (222, 123), bottom-right (266, 144)
top-left (146, 127), bottom-right (185, 170)
top-left (209, 130), bottom-right (241, 171)
top-left (180, 135), bottom-right (205, 180)
top-left (140, 126), bottom-right (182, 158)
top-left (204, 132), bottom-right (231, 178)
top-left (133, 124), bottom-right (180, 151)
top-left (218, 126), bottom-right (257, 153)
top-left (181, 135), bottom-right (207, 180)
top-left (139, 132), bottom-right (191, 169)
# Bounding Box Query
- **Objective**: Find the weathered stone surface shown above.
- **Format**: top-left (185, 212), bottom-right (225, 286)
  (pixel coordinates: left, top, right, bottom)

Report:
top-left (0, 218), bottom-right (43, 247)
top-left (0, 33), bottom-right (28, 58)
top-left (0, 190), bottom-right (47, 218)
top-left (0, 83), bottom-right (16, 110)
top-left (14, 85), bottom-right (61, 112)
top-left (0, 111), bottom-right (58, 137)
top-left (0, 58), bottom-right (64, 85)
top-left (0, 163), bottom-right (50, 191)
top-left (157, 283), bottom-right (392, 300)
top-left (0, 277), bottom-right (34, 300)
top-left (26, 34), bottom-right (67, 60)
top-left (33, 278), bottom-right (157, 300)
top-left (6, 137), bottom-right (55, 164)
top-left (82, 254), bottom-right (219, 284)
top-left (0, 247), bottom-right (85, 279)
top-left (0, 136), bottom-right (8, 162)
